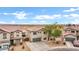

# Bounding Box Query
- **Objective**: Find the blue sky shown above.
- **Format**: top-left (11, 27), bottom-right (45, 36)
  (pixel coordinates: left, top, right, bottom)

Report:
top-left (0, 7), bottom-right (79, 24)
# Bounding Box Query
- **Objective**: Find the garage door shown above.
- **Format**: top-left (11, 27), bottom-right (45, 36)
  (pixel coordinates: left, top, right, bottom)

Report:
top-left (33, 38), bottom-right (41, 42)
top-left (65, 38), bottom-right (75, 42)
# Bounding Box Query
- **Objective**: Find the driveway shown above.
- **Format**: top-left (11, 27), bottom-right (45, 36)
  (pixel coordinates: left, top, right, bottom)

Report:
top-left (66, 41), bottom-right (74, 48)
top-left (26, 42), bottom-right (50, 51)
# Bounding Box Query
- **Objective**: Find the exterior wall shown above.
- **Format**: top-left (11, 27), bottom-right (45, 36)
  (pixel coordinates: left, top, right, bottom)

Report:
top-left (22, 30), bottom-right (29, 37)
top-left (13, 31), bottom-right (22, 38)
top-left (0, 34), bottom-right (3, 41)
top-left (41, 31), bottom-right (48, 41)
top-left (0, 33), bottom-right (10, 51)
top-left (28, 30), bottom-right (48, 42)
top-left (0, 33), bottom-right (10, 41)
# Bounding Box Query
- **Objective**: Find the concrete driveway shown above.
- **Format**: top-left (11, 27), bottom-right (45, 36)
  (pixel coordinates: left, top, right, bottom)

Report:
top-left (26, 42), bottom-right (50, 51)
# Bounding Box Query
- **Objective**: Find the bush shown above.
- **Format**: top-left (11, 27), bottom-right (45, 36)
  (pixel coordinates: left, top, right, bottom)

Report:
top-left (11, 48), bottom-right (14, 51)
top-left (20, 42), bottom-right (23, 45)
top-left (22, 46), bottom-right (25, 49)
top-left (63, 42), bottom-right (66, 45)
top-left (56, 41), bottom-right (59, 44)
top-left (13, 44), bottom-right (16, 46)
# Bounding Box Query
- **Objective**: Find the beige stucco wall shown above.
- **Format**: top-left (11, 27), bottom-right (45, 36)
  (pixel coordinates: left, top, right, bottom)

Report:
top-left (0, 33), bottom-right (10, 41)
top-left (28, 30), bottom-right (48, 42)
top-left (0, 33), bottom-right (10, 48)
top-left (41, 31), bottom-right (48, 41)
top-left (13, 31), bottom-right (22, 38)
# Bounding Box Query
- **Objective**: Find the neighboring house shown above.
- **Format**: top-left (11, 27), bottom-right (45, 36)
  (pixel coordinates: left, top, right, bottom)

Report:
top-left (26, 27), bottom-right (48, 42)
top-left (1, 24), bottom-right (79, 46)
top-left (0, 29), bottom-right (10, 51)
top-left (10, 30), bottom-right (23, 45)
top-left (63, 24), bottom-right (79, 42)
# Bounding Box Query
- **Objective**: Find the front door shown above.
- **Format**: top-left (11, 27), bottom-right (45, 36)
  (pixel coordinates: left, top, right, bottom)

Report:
top-left (10, 40), bottom-right (14, 45)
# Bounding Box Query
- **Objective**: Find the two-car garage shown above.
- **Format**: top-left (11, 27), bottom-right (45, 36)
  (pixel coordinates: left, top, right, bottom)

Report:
top-left (64, 34), bottom-right (77, 42)
top-left (32, 38), bottom-right (41, 42)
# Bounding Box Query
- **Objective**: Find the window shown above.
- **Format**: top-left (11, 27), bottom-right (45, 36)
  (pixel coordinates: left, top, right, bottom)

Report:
top-left (76, 31), bottom-right (79, 33)
top-left (33, 32), bottom-right (37, 35)
top-left (44, 32), bottom-right (46, 34)
top-left (10, 32), bottom-right (14, 38)
top-left (0, 46), bottom-right (1, 48)
top-left (16, 31), bottom-right (19, 34)
top-left (17, 34), bottom-right (19, 37)
top-left (22, 32), bottom-right (26, 37)
top-left (71, 31), bottom-right (75, 33)
top-left (44, 37), bottom-right (46, 40)
top-left (3, 33), bottom-right (7, 39)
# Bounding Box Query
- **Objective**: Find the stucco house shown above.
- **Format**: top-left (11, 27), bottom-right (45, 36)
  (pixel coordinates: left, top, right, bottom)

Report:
top-left (63, 24), bottom-right (79, 42)
top-left (10, 30), bottom-right (23, 45)
top-left (1, 24), bottom-right (79, 48)
top-left (0, 29), bottom-right (10, 50)
top-left (25, 27), bottom-right (48, 42)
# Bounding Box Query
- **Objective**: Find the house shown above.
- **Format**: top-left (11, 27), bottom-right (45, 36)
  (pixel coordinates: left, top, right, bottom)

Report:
top-left (10, 30), bottom-right (23, 45)
top-left (26, 27), bottom-right (48, 42)
top-left (0, 25), bottom-right (23, 45)
top-left (19, 26), bottom-right (48, 42)
top-left (63, 24), bottom-right (79, 42)
top-left (0, 29), bottom-right (10, 50)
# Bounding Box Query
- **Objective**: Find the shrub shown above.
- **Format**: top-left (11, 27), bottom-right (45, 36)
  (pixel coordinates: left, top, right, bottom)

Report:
top-left (22, 46), bottom-right (25, 49)
top-left (13, 44), bottom-right (16, 46)
top-left (11, 48), bottom-right (14, 51)
top-left (63, 42), bottom-right (66, 45)
top-left (56, 41), bottom-right (59, 44)
top-left (20, 42), bottom-right (23, 45)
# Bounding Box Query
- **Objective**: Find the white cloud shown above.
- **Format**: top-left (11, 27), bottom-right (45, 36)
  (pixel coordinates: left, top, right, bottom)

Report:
top-left (11, 21), bottom-right (16, 24)
top-left (63, 14), bottom-right (79, 19)
top-left (0, 21), bottom-right (16, 24)
top-left (1, 11), bottom-right (28, 20)
top-left (71, 19), bottom-right (79, 24)
top-left (0, 21), bottom-right (6, 24)
top-left (11, 11), bottom-right (27, 20)
top-left (63, 8), bottom-right (79, 12)
top-left (34, 14), bottom-right (61, 20)
top-left (3, 13), bottom-right (9, 15)
top-left (30, 20), bottom-right (49, 24)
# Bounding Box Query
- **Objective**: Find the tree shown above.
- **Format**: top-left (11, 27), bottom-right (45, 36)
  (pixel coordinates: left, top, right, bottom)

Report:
top-left (43, 23), bottom-right (63, 41)
top-left (43, 25), bottom-right (53, 41)
top-left (51, 23), bottom-right (63, 41)
top-left (51, 29), bottom-right (62, 40)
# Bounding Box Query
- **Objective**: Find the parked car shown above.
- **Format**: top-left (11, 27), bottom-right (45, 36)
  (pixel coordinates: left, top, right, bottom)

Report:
top-left (73, 40), bottom-right (79, 47)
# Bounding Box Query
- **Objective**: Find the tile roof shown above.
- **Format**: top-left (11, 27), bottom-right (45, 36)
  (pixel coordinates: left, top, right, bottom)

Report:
top-left (0, 25), bottom-right (45, 32)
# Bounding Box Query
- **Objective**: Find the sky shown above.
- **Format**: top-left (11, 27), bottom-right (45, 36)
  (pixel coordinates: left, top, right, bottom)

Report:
top-left (0, 7), bottom-right (79, 24)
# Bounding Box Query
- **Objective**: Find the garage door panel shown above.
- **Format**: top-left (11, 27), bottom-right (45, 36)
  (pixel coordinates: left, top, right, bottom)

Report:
top-left (65, 38), bottom-right (75, 42)
top-left (33, 38), bottom-right (41, 42)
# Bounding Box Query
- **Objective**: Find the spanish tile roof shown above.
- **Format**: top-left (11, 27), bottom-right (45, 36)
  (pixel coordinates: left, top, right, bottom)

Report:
top-left (0, 24), bottom-right (45, 32)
